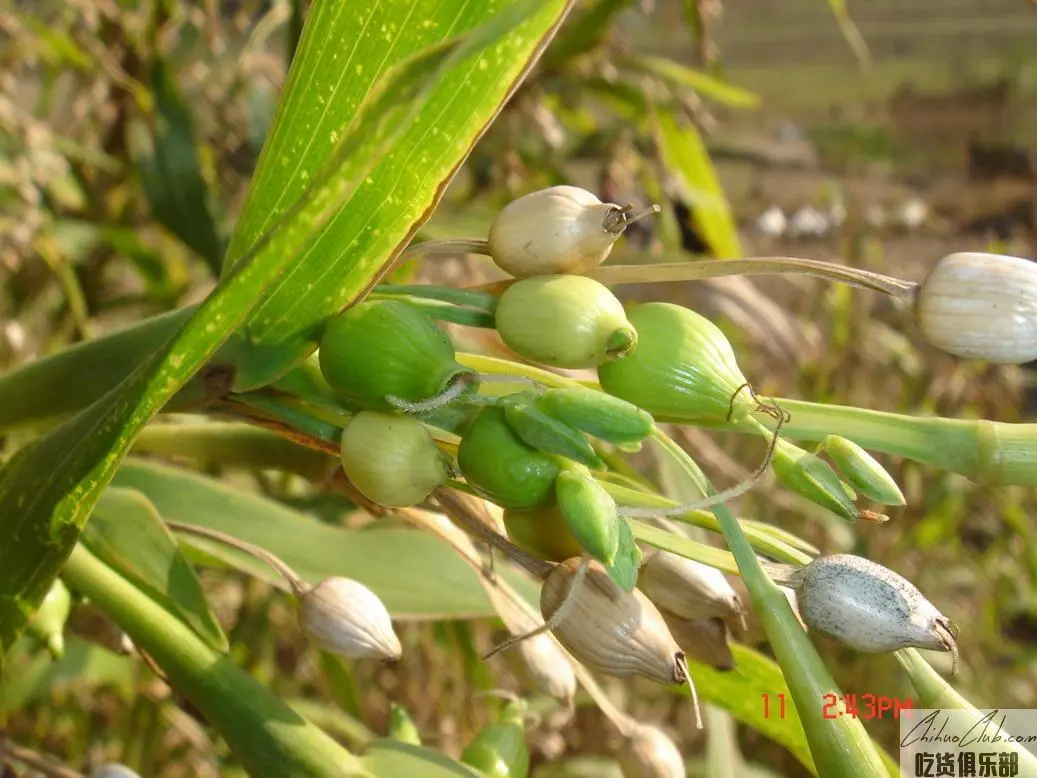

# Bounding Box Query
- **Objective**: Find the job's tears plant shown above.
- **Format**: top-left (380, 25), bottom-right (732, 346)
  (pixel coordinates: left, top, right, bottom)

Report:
top-left (4, 2), bottom-right (1037, 776)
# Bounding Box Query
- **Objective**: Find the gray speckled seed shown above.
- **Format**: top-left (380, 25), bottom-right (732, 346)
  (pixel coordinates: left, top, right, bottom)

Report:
top-left (790, 554), bottom-right (957, 656)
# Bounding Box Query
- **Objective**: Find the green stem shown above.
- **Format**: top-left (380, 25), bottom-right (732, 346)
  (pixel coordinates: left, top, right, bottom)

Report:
top-left (375, 284), bottom-right (499, 311)
top-left (368, 294), bottom-right (496, 328)
top-left (734, 398), bottom-right (1037, 487)
top-left (587, 257), bottom-right (918, 298)
top-left (455, 353), bottom-right (585, 389)
top-left (61, 545), bottom-right (365, 778)
top-left (653, 430), bottom-right (892, 778)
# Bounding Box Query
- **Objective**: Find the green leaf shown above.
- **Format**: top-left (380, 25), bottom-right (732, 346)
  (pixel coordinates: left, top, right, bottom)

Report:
top-left (362, 739), bottom-right (480, 777)
top-left (541, 0), bottom-right (631, 69)
top-left (652, 107), bottom-right (742, 259)
top-left (133, 57), bottom-right (225, 275)
top-left (132, 422), bottom-right (334, 481)
top-left (623, 54), bottom-right (760, 109)
top-left (112, 458), bottom-right (541, 619)
top-left (0, 308), bottom-right (192, 433)
top-left (0, 31), bottom-right (504, 649)
top-left (82, 487), bottom-right (228, 652)
top-left (223, 0), bottom-right (574, 390)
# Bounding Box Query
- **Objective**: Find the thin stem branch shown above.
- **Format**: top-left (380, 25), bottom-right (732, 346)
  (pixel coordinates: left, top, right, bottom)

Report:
top-left (164, 520), bottom-right (307, 596)
top-left (404, 238), bottom-right (490, 257)
top-left (4, 742), bottom-right (83, 778)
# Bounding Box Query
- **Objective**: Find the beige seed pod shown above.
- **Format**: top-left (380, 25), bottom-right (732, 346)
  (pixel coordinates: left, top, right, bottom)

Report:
top-left (540, 558), bottom-right (686, 685)
top-left (298, 577), bottom-right (402, 660)
top-left (617, 723), bottom-right (685, 778)
top-left (488, 185), bottom-right (655, 277)
top-left (915, 251), bottom-right (1037, 364)
top-left (639, 551), bottom-right (746, 632)
top-left (662, 612), bottom-right (735, 672)
top-left (514, 633), bottom-right (577, 706)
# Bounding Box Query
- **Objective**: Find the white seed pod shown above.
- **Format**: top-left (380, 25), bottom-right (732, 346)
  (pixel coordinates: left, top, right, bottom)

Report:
top-left (298, 577), bottom-right (402, 660)
top-left (915, 251), bottom-right (1037, 363)
top-left (617, 723), bottom-right (685, 778)
top-left (787, 554), bottom-right (957, 662)
top-left (515, 632), bottom-right (577, 705)
top-left (639, 551), bottom-right (745, 632)
top-left (89, 766), bottom-right (142, 778)
top-left (540, 558), bottom-right (686, 685)
top-left (488, 185), bottom-right (648, 277)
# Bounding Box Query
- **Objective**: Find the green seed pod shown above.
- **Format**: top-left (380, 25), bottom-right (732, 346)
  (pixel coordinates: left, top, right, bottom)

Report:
top-left (388, 702), bottom-right (422, 746)
top-left (458, 407), bottom-right (561, 509)
top-left (501, 392), bottom-right (604, 469)
top-left (319, 300), bottom-right (474, 411)
top-left (460, 701), bottom-right (530, 778)
top-left (597, 302), bottom-right (755, 424)
top-left (538, 387), bottom-right (655, 446)
top-left (495, 275), bottom-right (637, 369)
top-left (503, 503), bottom-right (584, 562)
top-left (27, 578), bottom-right (71, 659)
top-left (555, 466), bottom-right (620, 566)
top-left (822, 435), bottom-right (905, 506)
top-left (771, 440), bottom-right (858, 520)
top-left (340, 412), bottom-right (450, 508)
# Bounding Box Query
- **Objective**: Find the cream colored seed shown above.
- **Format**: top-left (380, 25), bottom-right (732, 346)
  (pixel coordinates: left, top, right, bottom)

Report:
top-left (617, 723), bottom-right (685, 778)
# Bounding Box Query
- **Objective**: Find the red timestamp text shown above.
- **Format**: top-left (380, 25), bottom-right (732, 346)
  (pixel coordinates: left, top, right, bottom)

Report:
top-left (761, 693), bottom-right (916, 720)
top-left (822, 693), bottom-right (916, 720)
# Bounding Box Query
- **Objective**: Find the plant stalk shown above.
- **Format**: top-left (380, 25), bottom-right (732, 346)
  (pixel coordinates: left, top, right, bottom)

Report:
top-left (61, 545), bottom-right (365, 778)
top-left (652, 430), bottom-right (893, 778)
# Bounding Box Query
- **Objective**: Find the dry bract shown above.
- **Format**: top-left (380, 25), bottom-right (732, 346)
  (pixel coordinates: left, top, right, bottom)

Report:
top-left (639, 550), bottom-right (745, 631)
top-left (617, 723), bottom-right (685, 778)
top-left (298, 577), bottom-right (402, 661)
top-left (539, 558), bottom-right (686, 685)
top-left (514, 632), bottom-right (577, 705)
top-left (662, 612), bottom-right (735, 672)
top-left (915, 251), bottom-right (1037, 364)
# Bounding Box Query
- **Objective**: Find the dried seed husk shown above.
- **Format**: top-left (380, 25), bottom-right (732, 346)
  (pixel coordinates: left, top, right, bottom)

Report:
top-left (504, 502), bottom-right (585, 562)
top-left (318, 299), bottom-right (474, 411)
top-left (339, 412), bottom-right (450, 508)
top-left (617, 723), bottom-right (686, 778)
top-left (661, 613), bottom-right (735, 672)
top-left (513, 632), bottom-right (577, 706)
top-left (297, 577), bottom-right (402, 660)
top-left (89, 765), bottom-right (142, 778)
top-left (639, 551), bottom-right (745, 629)
top-left (787, 554), bottom-right (958, 659)
top-left (458, 406), bottom-right (561, 510)
top-left (540, 558), bottom-right (686, 685)
top-left (495, 275), bottom-right (637, 368)
top-left (501, 392), bottom-right (604, 468)
top-left (488, 185), bottom-right (629, 277)
top-left (388, 702), bottom-right (422, 746)
top-left (538, 387), bottom-right (655, 446)
top-left (460, 701), bottom-right (530, 778)
top-left (822, 435), bottom-right (905, 506)
top-left (597, 302), bottom-right (755, 424)
top-left (26, 578), bottom-right (71, 659)
top-left (555, 466), bottom-right (620, 565)
top-left (915, 251), bottom-right (1037, 364)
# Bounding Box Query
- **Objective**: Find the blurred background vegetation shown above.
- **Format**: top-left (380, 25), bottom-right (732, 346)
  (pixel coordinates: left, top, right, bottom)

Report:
top-left (2, 0), bottom-right (1036, 775)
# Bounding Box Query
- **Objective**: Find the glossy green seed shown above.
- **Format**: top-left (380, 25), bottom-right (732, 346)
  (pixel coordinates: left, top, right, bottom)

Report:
top-left (598, 302), bottom-right (754, 424)
top-left (458, 407), bottom-right (560, 510)
top-left (319, 300), bottom-right (473, 411)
